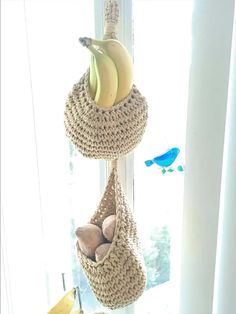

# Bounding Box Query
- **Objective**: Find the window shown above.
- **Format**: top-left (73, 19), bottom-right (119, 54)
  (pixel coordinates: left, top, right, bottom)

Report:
top-left (2, 1), bottom-right (193, 314)
top-left (133, 1), bottom-right (193, 313)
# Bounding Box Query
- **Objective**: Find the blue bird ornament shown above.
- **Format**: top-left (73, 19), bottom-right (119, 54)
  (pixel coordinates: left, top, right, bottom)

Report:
top-left (145, 147), bottom-right (184, 174)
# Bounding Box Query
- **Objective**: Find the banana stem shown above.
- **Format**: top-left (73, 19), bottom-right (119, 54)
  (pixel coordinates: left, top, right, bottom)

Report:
top-left (79, 37), bottom-right (92, 48)
top-left (86, 45), bottom-right (101, 56)
top-left (79, 37), bottom-right (105, 56)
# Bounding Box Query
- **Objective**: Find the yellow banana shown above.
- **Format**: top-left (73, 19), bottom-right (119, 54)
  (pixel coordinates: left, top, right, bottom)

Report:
top-left (89, 54), bottom-right (97, 99)
top-left (69, 309), bottom-right (81, 314)
top-left (81, 37), bottom-right (133, 104)
top-left (47, 288), bottom-right (75, 314)
top-left (87, 45), bottom-right (118, 108)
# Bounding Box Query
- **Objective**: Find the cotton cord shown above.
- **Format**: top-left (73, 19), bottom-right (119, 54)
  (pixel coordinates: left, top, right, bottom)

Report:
top-left (103, 0), bottom-right (119, 39)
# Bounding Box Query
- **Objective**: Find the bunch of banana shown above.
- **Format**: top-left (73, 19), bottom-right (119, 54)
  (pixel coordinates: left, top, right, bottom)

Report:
top-left (79, 37), bottom-right (133, 108)
top-left (47, 288), bottom-right (81, 314)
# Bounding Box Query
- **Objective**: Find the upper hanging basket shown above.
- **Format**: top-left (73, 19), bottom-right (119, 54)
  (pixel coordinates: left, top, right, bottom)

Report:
top-left (64, 71), bottom-right (148, 160)
top-left (64, 0), bottom-right (148, 160)
top-left (76, 161), bottom-right (146, 309)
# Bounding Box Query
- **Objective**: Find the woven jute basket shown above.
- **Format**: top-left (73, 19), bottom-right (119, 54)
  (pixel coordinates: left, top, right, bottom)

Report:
top-left (64, 0), bottom-right (148, 160)
top-left (76, 160), bottom-right (147, 309)
top-left (64, 72), bottom-right (148, 160)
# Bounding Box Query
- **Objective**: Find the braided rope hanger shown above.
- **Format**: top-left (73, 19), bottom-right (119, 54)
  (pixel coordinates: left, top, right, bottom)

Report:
top-left (103, 0), bottom-right (119, 39)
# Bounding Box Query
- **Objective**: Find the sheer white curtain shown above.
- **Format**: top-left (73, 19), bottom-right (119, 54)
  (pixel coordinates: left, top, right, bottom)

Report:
top-left (1, 1), bottom-right (95, 313)
top-left (180, 0), bottom-right (236, 314)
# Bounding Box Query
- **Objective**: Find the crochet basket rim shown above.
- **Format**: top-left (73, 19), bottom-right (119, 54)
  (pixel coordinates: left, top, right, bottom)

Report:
top-left (74, 69), bottom-right (141, 113)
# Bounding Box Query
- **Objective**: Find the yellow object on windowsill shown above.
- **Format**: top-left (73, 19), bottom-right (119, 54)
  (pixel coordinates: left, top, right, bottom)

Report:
top-left (47, 286), bottom-right (108, 314)
top-left (47, 288), bottom-right (76, 314)
top-left (70, 310), bottom-right (81, 314)
top-left (47, 287), bottom-right (85, 314)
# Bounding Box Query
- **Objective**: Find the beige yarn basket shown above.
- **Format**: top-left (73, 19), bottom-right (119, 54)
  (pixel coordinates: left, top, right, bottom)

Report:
top-left (76, 161), bottom-right (147, 309)
top-left (64, 71), bottom-right (148, 160)
top-left (64, 0), bottom-right (148, 160)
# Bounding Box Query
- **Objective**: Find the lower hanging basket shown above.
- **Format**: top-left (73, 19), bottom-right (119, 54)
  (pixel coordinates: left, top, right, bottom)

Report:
top-left (64, 71), bottom-right (148, 160)
top-left (76, 161), bottom-right (147, 309)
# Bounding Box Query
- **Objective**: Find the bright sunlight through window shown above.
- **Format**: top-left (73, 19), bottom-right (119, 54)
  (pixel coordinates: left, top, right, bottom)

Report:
top-left (133, 1), bottom-right (193, 313)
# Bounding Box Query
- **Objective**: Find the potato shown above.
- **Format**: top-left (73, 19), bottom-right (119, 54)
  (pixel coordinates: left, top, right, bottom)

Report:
top-left (95, 243), bottom-right (111, 262)
top-left (76, 223), bottom-right (105, 259)
top-left (102, 215), bottom-right (116, 242)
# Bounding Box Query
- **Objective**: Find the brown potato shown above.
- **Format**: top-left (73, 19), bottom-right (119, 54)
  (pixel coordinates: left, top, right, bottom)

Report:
top-left (102, 215), bottom-right (116, 241)
top-left (76, 223), bottom-right (105, 259)
top-left (95, 243), bottom-right (111, 262)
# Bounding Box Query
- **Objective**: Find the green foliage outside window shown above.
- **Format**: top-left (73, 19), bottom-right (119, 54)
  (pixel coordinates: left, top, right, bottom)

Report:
top-left (144, 225), bottom-right (171, 290)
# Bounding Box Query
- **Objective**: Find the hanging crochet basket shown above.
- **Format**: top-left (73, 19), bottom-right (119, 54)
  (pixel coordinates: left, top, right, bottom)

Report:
top-left (64, 72), bottom-right (148, 160)
top-left (64, 0), bottom-right (148, 160)
top-left (76, 161), bottom-right (147, 309)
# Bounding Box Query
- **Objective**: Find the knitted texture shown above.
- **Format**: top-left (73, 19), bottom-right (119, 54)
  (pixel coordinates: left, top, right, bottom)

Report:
top-left (103, 0), bottom-right (119, 39)
top-left (76, 162), bottom-right (147, 309)
top-left (64, 71), bottom-right (148, 160)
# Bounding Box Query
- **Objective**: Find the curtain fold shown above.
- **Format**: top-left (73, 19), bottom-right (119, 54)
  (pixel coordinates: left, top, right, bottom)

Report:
top-left (180, 0), bottom-right (235, 313)
top-left (213, 3), bottom-right (236, 313)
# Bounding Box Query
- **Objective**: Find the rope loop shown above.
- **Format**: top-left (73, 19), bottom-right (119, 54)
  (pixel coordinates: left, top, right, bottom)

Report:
top-left (111, 158), bottom-right (118, 172)
top-left (103, 0), bottom-right (119, 40)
